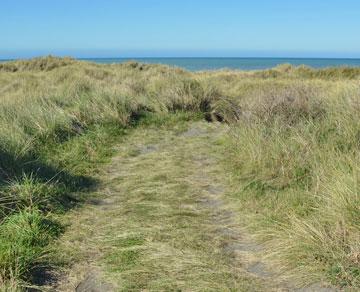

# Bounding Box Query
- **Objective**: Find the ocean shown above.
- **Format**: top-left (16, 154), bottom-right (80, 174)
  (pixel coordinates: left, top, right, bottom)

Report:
top-left (2, 57), bottom-right (360, 71)
top-left (81, 58), bottom-right (360, 71)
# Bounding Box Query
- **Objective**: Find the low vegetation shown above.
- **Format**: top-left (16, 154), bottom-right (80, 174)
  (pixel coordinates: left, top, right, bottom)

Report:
top-left (0, 56), bottom-right (359, 289)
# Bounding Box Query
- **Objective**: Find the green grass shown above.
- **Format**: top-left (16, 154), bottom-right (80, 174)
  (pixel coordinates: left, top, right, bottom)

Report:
top-left (0, 210), bottom-right (62, 287)
top-left (0, 124), bottom-right (128, 289)
top-left (0, 56), bottom-right (359, 289)
top-left (106, 250), bottom-right (142, 273)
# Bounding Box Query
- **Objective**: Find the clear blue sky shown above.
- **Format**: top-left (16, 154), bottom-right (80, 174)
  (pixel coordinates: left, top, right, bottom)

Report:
top-left (1, 0), bottom-right (360, 58)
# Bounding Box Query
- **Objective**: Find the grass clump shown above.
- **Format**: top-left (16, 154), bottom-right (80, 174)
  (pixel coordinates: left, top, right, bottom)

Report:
top-left (3, 174), bottom-right (69, 214)
top-left (0, 210), bottom-right (62, 284)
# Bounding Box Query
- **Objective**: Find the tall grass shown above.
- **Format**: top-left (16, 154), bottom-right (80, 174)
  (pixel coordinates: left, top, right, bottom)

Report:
top-left (0, 57), bottom-right (216, 288)
top-left (220, 78), bottom-right (360, 287)
top-left (0, 56), bottom-right (359, 288)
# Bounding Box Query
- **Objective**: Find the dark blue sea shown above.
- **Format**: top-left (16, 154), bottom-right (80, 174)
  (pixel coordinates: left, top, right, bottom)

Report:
top-left (2, 57), bottom-right (360, 71)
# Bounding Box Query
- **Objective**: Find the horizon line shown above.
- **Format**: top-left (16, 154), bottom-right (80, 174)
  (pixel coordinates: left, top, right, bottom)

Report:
top-left (2, 56), bottom-right (360, 61)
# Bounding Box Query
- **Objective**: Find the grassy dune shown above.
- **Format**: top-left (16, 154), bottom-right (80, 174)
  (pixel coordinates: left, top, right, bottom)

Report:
top-left (0, 56), bottom-right (359, 289)
top-left (204, 72), bottom-right (360, 287)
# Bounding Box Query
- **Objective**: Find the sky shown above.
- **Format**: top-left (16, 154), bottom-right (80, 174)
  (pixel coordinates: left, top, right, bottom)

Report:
top-left (1, 0), bottom-right (360, 59)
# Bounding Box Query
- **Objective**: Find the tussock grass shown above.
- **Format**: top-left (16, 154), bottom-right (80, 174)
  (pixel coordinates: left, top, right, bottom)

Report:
top-left (222, 79), bottom-right (360, 287)
top-left (0, 56), bottom-right (359, 289)
top-left (0, 209), bottom-right (62, 287)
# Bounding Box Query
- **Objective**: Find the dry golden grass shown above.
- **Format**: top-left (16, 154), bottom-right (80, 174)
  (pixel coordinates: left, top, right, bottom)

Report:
top-left (0, 56), bottom-right (359, 289)
top-left (220, 81), bottom-right (360, 287)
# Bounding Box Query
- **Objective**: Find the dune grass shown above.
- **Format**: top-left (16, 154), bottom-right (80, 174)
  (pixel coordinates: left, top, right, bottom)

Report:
top-left (0, 56), bottom-right (216, 289)
top-left (216, 78), bottom-right (360, 287)
top-left (0, 56), bottom-right (359, 289)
